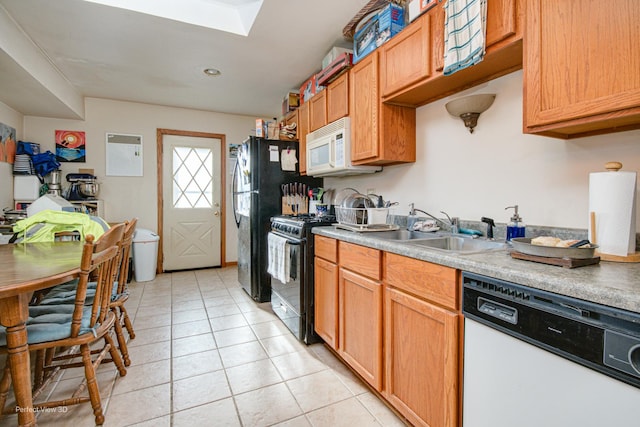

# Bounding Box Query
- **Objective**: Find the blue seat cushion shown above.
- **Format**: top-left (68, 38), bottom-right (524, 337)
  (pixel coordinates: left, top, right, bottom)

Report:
top-left (0, 306), bottom-right (97, 346)
top-left (39, 288), bottom-right (97, 305)
top-left (46, 278), bottom-right (80, 293)
top-left (39, 280), bottom-right (124, 305)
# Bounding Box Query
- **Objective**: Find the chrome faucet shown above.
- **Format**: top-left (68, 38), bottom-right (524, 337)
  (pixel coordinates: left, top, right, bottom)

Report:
top-left (411, 207), bottom-right (459, 233)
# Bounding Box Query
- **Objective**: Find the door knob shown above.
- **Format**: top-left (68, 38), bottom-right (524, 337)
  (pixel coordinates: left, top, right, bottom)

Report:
top-left (214, 211), bottom-right (221, 217)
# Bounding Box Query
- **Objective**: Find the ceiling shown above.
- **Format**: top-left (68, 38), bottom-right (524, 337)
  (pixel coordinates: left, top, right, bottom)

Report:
top-left (0, 0), bottom-right (371, 120)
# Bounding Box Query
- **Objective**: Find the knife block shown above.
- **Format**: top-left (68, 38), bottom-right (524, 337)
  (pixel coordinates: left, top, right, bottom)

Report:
top-left (282, 197), bottom-right (308, 215)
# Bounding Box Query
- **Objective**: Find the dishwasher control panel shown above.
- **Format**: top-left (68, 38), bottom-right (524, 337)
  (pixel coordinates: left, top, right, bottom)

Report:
top-left (478, 297), bottom-right (518, 324)
top-left (462, 271), bottom-right (640, 389)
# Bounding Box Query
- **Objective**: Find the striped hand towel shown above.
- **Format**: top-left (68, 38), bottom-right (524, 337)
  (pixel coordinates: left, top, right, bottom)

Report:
top-left (443, 0), bottom-right (487, 76)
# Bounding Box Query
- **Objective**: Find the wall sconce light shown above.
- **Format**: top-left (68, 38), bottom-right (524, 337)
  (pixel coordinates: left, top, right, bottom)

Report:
top-left (445, 94), bottom-right (496, 133)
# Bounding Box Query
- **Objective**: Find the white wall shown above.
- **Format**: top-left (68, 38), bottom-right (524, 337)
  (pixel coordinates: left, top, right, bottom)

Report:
top-left (327, 70), bottom-right (640, 230)
top-left (8, 71), bottom-right (640, 262)
top-left (0, 101), bottom-right (23, 210)
top-left (23, 98), bottom-right (255, 262)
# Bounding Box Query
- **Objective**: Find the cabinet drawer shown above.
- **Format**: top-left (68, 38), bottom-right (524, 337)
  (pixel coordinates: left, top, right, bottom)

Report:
top-left (339, 241), bottom-right (381, 280)
top-left (315, 235), bottom-right (337, 263)
top-left (384, 252), bottom-right (459, 310)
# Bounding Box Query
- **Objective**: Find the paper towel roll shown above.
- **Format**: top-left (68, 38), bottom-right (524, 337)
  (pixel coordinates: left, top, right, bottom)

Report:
top-left (588, 169), bottom-right (637, 256)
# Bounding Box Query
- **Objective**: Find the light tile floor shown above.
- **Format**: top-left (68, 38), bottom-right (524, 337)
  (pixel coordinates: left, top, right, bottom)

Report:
top-left (0, 267), bottom-right (407, 426)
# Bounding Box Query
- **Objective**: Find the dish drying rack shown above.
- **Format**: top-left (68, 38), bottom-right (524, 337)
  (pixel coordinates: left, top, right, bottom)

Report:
top-left (334, 206), bottom-right (398, 232)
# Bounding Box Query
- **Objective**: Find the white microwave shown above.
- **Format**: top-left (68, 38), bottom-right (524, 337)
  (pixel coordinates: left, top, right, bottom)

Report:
top-left (306, 117), bottom-right (382, 177)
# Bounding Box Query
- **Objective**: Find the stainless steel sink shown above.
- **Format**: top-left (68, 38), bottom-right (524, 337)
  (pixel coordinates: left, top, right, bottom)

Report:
top-left (408, 236), bottom-right (506, 254)
top-left (367, 229), bottom-right (439, 240)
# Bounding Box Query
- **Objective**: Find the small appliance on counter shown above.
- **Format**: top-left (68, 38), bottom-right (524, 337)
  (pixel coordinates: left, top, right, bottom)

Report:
top-left (47, 170), bottom-right (63, 197)
top-left (65, 173), bottom-right (100, 201)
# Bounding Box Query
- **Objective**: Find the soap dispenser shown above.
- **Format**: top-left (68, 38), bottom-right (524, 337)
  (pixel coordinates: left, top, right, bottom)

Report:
top-left (505, 205), bottom-right (526, 241)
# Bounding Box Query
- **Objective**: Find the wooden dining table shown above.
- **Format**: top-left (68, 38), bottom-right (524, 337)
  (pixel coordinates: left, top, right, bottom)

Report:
top-left (0, 241), bottom-right (83, 427)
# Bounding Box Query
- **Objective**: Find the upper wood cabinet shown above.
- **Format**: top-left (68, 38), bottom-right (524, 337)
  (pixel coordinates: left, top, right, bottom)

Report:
top-left (381, 0), bottom-right (523, 106)
top-left (350, 51), bottom-right (416, 165)
top-left (297, 101), bottom-right (309, 175)
top-left (523, 0), bottom-right (640, 138)
top-left (380, 12), bottom-right (433, 98)
top-left (309, 89), bottom-right (327, 132)
top-left (326, 72), bottom-right (349, 123)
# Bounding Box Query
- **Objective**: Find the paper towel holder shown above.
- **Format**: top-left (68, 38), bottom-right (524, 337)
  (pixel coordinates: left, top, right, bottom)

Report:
top-left (590, 211), bottom-right (640, 263)
top-left (605, 161), bottom-right (623, 171)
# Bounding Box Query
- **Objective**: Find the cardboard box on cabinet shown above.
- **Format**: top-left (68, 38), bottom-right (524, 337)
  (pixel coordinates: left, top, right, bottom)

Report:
top-left (408, 0), bottom-right (438, 22)
top-left (317, 52), bottom-right (353, 86)
top-left (322, 47), bottom-right (353, 69)
top-left (282, 91), bottom-right (300, 116)
top-left (299, 74), bottom-right (324, 103)
top-left (353, 3), bottom-right (405, 64)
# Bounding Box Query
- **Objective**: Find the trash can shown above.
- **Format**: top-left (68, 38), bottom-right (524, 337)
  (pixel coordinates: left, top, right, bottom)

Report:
top-left (132, 228), bottom-right (159, 282)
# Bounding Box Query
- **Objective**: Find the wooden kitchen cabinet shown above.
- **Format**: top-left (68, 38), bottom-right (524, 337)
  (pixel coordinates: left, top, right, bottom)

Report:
top-left (384, 253), bottom-right (462, 427)
top-left (309, 89), bottom-right (327, 132)
top-left (313, 237), bottom-right (463, 425)
top-left (523, 0), bottom-right (640, 138)
top-left (326, 71), bottom-right (349, 123)
top-left (297, 101), bottom-right (309, 174)
top-left (314, 235), bottom-right (338, 349)
top-left (338, 241), bottom-right (383, 390)
top-left (350, 51), bottom-right (416, 165)
top-left (379, 11), bottom-right (433, 97)
top-left (339, 268), bottom-right (383, 391)
top-left (381, 0), bottom-right (523, 107)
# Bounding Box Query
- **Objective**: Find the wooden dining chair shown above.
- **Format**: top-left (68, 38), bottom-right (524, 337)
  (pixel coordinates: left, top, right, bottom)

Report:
top-left (110, 218), bottom-right (138, 366)
top-left (33, 218), bottom-right (139, 367)
top-left (0, 224), bottom-right (127, 426)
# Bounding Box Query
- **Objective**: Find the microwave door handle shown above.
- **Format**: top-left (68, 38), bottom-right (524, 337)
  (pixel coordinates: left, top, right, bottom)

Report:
top-left (329, 136), bottom-right (335, 168)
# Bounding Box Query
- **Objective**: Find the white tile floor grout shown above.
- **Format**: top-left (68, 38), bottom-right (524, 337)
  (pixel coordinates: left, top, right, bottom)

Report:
top-left (0, 266), bottom-right (407, 427)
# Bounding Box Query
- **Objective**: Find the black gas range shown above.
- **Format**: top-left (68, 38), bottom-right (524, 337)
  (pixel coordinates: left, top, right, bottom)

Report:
top-left (269, 214), bottom-right (336, 344)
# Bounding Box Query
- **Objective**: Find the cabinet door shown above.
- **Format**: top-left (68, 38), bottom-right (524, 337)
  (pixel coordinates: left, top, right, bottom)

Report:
top-left (309, 90), bottom-right (327, 132)
top-left (297, 102), bottom-right (309, 175)
top-left (339, 268), bottom-right (383, 390)
top-left (524, 0), bottom-right (640, 137)
top-left (327, 72), bottom-right (349, 123)
top-left (486, 0), bottom-right (519, 48)
top-left (385, 287), bottom-right (461, 427)
top-left (380, 13), bottom-right (432, 97)
top-left (350, 52), bottom-right (379, 162)
top-left (314, 257), bottom-right (338, 349)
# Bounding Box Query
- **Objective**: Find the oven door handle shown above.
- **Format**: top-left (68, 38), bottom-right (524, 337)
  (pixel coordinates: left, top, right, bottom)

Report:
top-left (269, 231), bottom-right (305, 245)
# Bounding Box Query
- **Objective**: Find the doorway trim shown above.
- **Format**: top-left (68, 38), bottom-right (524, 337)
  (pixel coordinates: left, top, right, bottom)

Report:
top-left (156, 128), bottom-right (227, 272)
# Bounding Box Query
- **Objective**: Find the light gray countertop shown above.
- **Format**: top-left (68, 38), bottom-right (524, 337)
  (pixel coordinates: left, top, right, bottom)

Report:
top-left (312, 226), bottom-right (640, 314)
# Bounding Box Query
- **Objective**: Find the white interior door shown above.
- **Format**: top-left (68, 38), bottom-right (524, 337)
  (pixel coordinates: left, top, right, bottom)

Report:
top-left (162, 134), bottom-right (222, 270)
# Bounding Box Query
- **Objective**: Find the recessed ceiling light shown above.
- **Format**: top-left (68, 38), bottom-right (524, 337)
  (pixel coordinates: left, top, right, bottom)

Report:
top-left (203, 68), bottom-right (221, 77)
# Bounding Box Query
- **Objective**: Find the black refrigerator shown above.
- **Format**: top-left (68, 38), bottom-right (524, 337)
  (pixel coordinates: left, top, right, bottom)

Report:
top-left (232, 136), bottom-right (322, 302)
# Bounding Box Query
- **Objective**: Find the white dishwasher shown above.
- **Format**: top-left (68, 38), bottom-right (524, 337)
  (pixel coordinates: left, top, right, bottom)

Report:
top-left (462, 272), bottom-right (640, 427)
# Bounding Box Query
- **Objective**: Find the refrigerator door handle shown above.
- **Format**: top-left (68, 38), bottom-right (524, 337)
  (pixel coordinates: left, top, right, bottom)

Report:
top-left (232, 158), bottom-right (240, 228)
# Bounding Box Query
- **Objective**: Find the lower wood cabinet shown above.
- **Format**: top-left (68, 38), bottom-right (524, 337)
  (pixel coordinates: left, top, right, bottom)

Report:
top-left (384, 252), bottom-right (461, 427)
top-left (339, 268), bottom-right (383, 391)
top-left (384, 287), bottom-right (460, 427)
top-left (314, 257), bottom-right (338, 349)
top-left (313, 237), bottom-right (462, 426)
